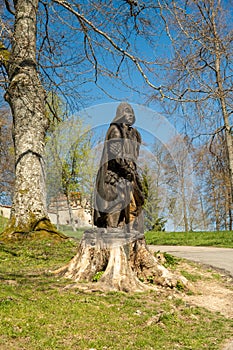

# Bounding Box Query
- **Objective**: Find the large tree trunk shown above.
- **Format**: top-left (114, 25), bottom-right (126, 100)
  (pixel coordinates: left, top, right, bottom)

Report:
top-left (55, 228), bottom-right (188, 292)
top-left (2, 0), bottom-right (63, 239)
top-left (213, 22), bottom-right (233, 222)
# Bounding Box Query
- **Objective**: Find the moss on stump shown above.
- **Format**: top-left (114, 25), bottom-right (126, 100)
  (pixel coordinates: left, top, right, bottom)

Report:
top-left (0, 217), bottom-right (67, 242)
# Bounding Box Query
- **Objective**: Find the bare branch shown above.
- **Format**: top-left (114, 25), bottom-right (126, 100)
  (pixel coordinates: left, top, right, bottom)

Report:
top-left (209, 125), bottom-right (226, 155)
top-left (79, 20), bottom-right (98, 84)
top-left (4, 0), bottom-right (15, 15)
top-left (53, 0), bottom-right (162, 92)
top-left (38, 2), bottom-right (53, 58)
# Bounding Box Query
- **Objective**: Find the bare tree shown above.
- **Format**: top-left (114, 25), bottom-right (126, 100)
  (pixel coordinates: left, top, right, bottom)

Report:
top-left (46, 117), bottom-right (93, 231)
top-left (195, 134), bottom-right (232, 230)
top-left (139, 162), bottom-right (166, 231)
top-left (154, 0), bottom-right (233, 219)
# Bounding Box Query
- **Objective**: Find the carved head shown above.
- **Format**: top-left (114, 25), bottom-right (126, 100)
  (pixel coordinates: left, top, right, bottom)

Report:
top-left (113, 102), bottom-right (135, 126)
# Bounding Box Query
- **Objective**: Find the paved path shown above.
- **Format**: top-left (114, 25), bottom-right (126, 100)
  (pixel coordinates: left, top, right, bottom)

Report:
top-left (149, 245), bottom-right (233, 277)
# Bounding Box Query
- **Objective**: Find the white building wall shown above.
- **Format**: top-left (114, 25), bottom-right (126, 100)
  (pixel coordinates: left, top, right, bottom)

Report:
top-left (0, 205), bottom-right (11, 218)
top-left (0, 205), bottom-right (92, 228)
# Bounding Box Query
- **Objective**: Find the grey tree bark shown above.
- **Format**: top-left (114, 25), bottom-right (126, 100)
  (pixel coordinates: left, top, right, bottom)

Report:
top-left (212, 16), bottom-right (233, 230)
top-left (2, 0), bottom-right (62, 238)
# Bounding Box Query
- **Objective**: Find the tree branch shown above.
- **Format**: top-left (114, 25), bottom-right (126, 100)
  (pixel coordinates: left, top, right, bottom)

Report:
top-left (53, 0), bottom-right (162, 92)
top-left (4, 0), bottom-right (15, 15)
top-left (209, 126), bottom-right (226, 156)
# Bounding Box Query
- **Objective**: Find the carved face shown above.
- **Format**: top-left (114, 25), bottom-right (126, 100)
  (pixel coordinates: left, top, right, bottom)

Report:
top-left (114, 102), bottom-right (135, 125)
top-left (123, 105), bottom-right (135, 125)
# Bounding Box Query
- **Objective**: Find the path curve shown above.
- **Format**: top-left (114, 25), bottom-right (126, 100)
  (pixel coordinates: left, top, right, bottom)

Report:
top-left (149, 245), bottom-right (233, 277)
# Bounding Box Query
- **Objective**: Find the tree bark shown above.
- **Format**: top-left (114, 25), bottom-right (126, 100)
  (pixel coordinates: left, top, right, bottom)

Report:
top-left (181, 176), bottom-right (189, 232)
top-left (212, 17), bottom-right (233, 224)
top-left (54, 229), bottom-right (188, 292)
top-left (2, 0), bottom-right (63, 239)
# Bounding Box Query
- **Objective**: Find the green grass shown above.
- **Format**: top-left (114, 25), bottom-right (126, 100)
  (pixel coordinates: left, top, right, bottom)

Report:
top-left (54, 227), bottom-right (233, 248)
top-left (57, 226), bottom-right (86, 240)
top-left (145, 230), bottom-right (233, 248)
top-left (1, 216), bottom-right (233, 248)
top-left (0, 216), bottom-right (8, 233)
top-left (62, 226), bottom-right (233, 248)
top-left (0, 239), bottom-right (232, 349)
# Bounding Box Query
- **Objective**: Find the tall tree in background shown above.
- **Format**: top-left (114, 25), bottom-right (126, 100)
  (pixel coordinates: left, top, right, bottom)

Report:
top-left (156, 135), bottom-right (194, 232)
top-left (156, 0), bottom-right (233, 221)
top-left (195, 133), bottom-right (232, 230)
top-left (140, 163), bottom-right (166, 231)
top-left (46, 118), bottom-right (93, 231)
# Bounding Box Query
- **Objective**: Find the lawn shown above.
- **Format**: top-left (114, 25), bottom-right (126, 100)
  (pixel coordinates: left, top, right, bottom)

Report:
top-left (1, 216), bottom-right (233, 248)
top-left (56, 227), bottom-right (233, 248)
top-left (145, 230), bottom-right (233, 248)
top-left (0, 216), bottom-right (8, 233)
top-left (0, 237), bottom-right (232, 349)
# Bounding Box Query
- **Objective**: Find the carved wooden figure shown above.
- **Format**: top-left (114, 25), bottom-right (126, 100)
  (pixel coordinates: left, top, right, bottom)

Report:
top-left (55, 103), bottom-right (188, 292)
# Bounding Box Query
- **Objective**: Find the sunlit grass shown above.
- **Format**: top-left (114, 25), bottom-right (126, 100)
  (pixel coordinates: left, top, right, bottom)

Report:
top-left (1, 216), bottom-right (233, 248)
top-left (0, 215), bottom-right (8, 233)
top-left (58, 227), bottom-right (233, 248)
top-left (0, 239), bottom-right (232, 349)
top-left (145, 230), bottom-right (233, 248)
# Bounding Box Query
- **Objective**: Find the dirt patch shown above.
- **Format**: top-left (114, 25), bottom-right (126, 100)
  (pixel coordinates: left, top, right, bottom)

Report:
top-left (175, 261), bottom-right (233, 349)
top-left (183, 279), bottom-right (233, 318)
top-left (222, 340), bottom-right (233, 350)
top-left (177, 261), bottom-right (233, 319)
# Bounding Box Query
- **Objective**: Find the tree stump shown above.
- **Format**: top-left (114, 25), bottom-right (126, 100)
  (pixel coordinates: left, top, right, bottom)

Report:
top-left (55, 228), bottom-right (188, 292)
